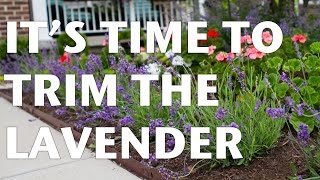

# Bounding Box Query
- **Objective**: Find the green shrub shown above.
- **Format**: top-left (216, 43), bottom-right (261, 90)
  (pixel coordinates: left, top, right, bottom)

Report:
top-left (0, 40), bottom-right (6, 60)
top-left (0, 37), bottom-right (29, 60)
top-left (118, 29), bottom-right (145, 41)
top-left (56, 32), bottom-right (89, 55)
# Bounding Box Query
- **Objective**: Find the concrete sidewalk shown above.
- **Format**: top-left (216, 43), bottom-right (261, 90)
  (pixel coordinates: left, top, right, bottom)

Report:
top-left (0, 97), bottom-right (140, 180)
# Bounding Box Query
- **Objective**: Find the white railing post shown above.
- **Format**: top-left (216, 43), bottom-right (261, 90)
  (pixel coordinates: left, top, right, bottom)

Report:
top-left (129, 0), bottom-right (135, 22)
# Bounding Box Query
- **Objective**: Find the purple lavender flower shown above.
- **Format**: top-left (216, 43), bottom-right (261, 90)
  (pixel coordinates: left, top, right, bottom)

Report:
top-left (229, 122), bottom-right (239, 129)
top-left (286, 113), bottom-right (292, 120)
top-left (157, 102), bottom-right (163, 110)
top-left (285, 96), bottom-right (294, 110)
top-left (75, 82), bottom-right (81, 90)
top-left (226, 55), bottom-right (233, 62)
top-left (297, 123), bottom-right (309, 147)
top-left (122, 93), bottom-right (134, 104)
top-left (75, 117), bottom-right (96, 128)
top-left (119, 115), bottom-right (135, 126)
top-left (96, 80), bottom-right (102, 90)
top-left (158, 166), bottom-right (179, 180)
top-left (169, 106), bottom-right (176, 117)
top-left (312, 110), bottom-right (320, 121)
top-left (88, 54), bottom-right (103, 70)
top-left (148, 153), bottom-right (158, 166)
top-left (215, 108), bottom-right (229, 120)
top-left (207, 133), bottom-right (214, 142)
top-left (237, 71), bottom-right (246, 91)
top-left (295, 102), bottom-right (306, 116)
top-left (183, 123), bottom-right (191, 133)
top-left (109, 56), bottom-right (117, 70)
top-left (167, 120), bottom-right (174, 127)
top-left (266, 108), bottom-right (285, 119)
top-left (149, 118), bottom-right (164, 135)
top-left (254, 100), bottom-right (262, 112)
top-left (178, 118), bottom-right (184, 126)
top-left (280, 72), bottom-right (289, 82)
top-left (279, 19), bottom-right (293, 36)
top-left (294, 42), bottom-right (302, 59)
top-left (169, 100), bottom-right (181, 118)
top-left (280, 72), bottom-right (299, 93)
top-left (166, 135), bottom-right (175, 147)
top-left (238, 71), bottom-right (245, 77)
top-left (55, 107), bottom-right (68, 116)
top-left (116, 85), bottom-right (125, 92)
top-left (227, 76), bottom-right (233, 88)
top-left (93, 108), bottom-right (119, 121)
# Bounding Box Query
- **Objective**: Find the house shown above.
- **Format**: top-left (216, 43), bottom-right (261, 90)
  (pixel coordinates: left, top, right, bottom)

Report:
top-left (0, 0), bottom-right (206, 48)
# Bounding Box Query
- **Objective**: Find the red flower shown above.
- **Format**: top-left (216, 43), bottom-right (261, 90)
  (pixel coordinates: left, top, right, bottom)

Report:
top-left (292, 34), bottom-right (307, 43)
top-left (207, 29), bottom-right (220, 38)
top-left (59, 52), bottom-right (70, 64)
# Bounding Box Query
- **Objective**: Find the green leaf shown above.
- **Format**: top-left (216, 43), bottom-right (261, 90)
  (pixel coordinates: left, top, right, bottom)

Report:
top-left (305, 93), bottom-right (320, 105)
top-left (290, 162), bottom-right (298, 175)
top-left (274, 83), bottom-right (289, 98)
top-left (290, 112), bottom-right (314, 132)
top-left (257, 80), bottom-right (266, 92)
top-left (104, 68), bottom-right (115, 74)
top-left (267, 73), bottom-right (279, 86)
top-left (305, 55), bottom-right (320, 72)
top-left (89, 143), bottom-right (96, 149)
top-left (291, 77), bottom-right (304, 87)
top-left (299, 86), bottom-right (315, 96)
top-left (283, 59), bottom-right (302, 72)
top-left (291, 93), bottom-right (300, 103)
top-left (266, 57), bottom-right (283, 71)
top-left (310, 42), bottom-right (320, 54)
top-left (308, 76), bottom-right (320, 87)
top-left (237, 158), bottom-right (245, 165)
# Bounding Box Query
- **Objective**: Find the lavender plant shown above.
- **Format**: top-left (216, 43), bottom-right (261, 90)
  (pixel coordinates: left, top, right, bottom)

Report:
top-left (2, 39), bottom-right (320, 178)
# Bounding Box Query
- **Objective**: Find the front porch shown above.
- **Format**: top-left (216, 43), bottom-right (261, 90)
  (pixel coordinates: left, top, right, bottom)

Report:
top-left (31, 0), bottom-right (201, 48)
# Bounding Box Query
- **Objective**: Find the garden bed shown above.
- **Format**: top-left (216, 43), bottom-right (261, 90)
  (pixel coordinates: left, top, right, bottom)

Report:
top-left (0, 89), bottom-right (306, 179)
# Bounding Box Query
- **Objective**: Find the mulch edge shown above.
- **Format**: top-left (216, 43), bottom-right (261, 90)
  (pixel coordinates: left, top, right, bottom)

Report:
top-left (0, 91), bottom-right (164, 180)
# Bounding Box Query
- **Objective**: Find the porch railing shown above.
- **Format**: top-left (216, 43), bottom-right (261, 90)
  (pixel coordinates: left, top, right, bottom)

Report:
top-left (46, 0), bottom-right (194, 35)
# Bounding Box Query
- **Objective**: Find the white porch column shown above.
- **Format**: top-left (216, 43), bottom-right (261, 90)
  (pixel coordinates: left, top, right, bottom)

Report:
top-left (129, 0), bottom-right (136, 22)
top-left (31, 0), bottom-right (53, 47)
top-left (199, 0), bottom-right (206, 18)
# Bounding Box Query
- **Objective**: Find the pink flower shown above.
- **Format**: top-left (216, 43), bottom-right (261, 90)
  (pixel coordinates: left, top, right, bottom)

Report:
top-left (241, 35), bottom-right (252, 44)
top-left (256, 51), bottom-right (266, 58)
top-left (215, 52), bottom-right (235, 61)
top-left (292, 34), bottom-right (307, 43)
top-left (140, 47), bottom-right (146, 52)
top-left (102, 39), bottom-right (107, 46)
top-left (226, 52), bottom-right (234, 60)
top-left (216, 52), bottom-right (226, 61)
top-left (262, 31), bottom-right (273, 44)
top-left (244, 46), bottom-right (265, 60)
top-left (208, 45), bottom-right (216, 55)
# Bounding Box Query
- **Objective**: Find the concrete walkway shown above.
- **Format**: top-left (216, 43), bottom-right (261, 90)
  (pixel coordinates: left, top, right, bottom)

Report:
top-left (0, 96), bottom-right (140, 180)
